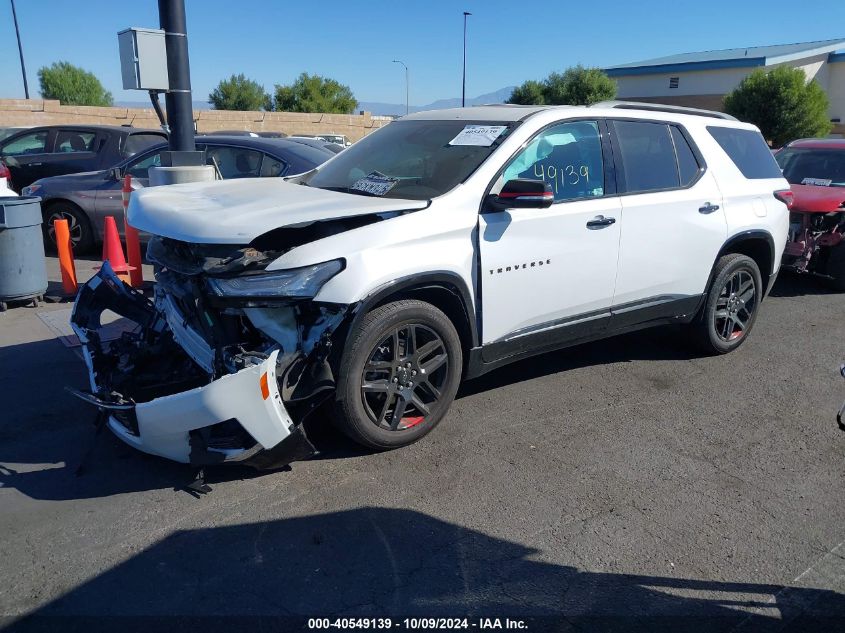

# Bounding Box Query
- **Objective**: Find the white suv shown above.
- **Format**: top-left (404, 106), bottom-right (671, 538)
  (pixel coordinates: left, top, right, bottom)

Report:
top-left (70, 102), bottom-right (790, 468)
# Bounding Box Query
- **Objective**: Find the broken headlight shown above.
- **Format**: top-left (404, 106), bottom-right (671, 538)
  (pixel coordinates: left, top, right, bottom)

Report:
top-left (206, 259), bottom-right (344, 299)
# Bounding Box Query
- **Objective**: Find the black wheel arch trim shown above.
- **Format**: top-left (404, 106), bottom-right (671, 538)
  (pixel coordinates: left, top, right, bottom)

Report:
top-left (713, 230), bottom-right (776, 297)
top-left (341, 271), bottom-right (480, 354)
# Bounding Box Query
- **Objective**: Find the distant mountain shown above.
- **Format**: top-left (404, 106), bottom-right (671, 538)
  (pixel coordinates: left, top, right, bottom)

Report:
top-left (358, 86), bottom-right (515, 116)
top-left (116, 87), bottom-right (516, 117)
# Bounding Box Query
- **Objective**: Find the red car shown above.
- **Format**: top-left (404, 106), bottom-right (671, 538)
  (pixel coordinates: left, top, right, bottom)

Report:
top-left (775, 138), bottom-right (845, 289)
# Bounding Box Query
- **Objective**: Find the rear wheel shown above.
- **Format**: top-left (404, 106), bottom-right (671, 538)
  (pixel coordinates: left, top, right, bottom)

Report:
top-left (691, 254), bottom-right (762, 354)
top-left (334, 300), bottom-right (462, 450)
top-left (43, 202), bottom-right (94, 254)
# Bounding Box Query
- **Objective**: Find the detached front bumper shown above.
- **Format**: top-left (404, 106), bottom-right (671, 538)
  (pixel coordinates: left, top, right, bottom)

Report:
top-left (69, 264), bottom-right (316, 468)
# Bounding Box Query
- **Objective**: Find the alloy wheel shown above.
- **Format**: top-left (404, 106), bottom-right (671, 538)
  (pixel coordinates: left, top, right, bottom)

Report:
top-left (360, 323), bottom-right (449, 431)
top-left (46, 210), bottom-right (83, 248)
top-left (714, 270), bottom-right (756, 342)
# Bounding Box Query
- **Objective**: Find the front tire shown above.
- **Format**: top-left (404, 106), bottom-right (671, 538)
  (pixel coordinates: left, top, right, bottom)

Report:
top-left (692, 254), bottom-right (763, 354)
top-left (334, 300), bottom-right (463, 450)
top-left (43, 201), bottom-right (95, 254)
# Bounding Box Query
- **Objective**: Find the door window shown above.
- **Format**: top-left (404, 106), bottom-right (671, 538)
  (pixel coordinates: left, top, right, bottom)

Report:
top-left (502, 121), bottom-right (604, 202)
top-left (126, 151), bottom-right (162, 178)
top-left (670, 126), bottom-right (701, 186)
top-left (55, 130), bottom-right (96, 153)
top-left (613, 121), bottom-right (679, 193)
top-left (260, 154), bottom-right (286, 177)
top-left (2, 131), bottom-right (48, 156)
top-left (122, 133), bottom-right (166, 157)
top-left (206, 146), bottom-right (263, 179)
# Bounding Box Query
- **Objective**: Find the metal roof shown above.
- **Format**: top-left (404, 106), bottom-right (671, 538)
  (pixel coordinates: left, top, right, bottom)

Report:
top-left (605, 38), bottom-right (845, 77)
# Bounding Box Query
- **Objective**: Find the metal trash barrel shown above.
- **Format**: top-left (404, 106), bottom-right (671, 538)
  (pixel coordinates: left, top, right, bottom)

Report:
top-left (0, 196), bottom-right (47, 311)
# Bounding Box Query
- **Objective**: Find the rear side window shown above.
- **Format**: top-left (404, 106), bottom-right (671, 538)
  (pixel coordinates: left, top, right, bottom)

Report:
top-left (707, 126), bottom-right (782, 179)
top-left (123, 133), bottom-right (167, 157)
top-left (613, 120), bottom-right (679, 193)
top-left (2, 131), bottom-right (48, 155)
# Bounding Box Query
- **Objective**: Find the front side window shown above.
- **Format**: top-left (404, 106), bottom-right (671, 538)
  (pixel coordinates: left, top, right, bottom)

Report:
top-left (501, 120), bottom-right (605, 202)
top-left (775, 149), bottom-right (845, 187)
top-left (55, 130), bottom-right (96, 153)
top-left (260, 154), bottom-right (286, 177)
top-left (613, 121), bottom-right (679, 193)
top-left (206, 146), bottom-right (263, 179)
top-left (303, 119), bottom-right (516, 200)
top-left (126, 151), bottom-right (162, 178)
top-left (2, 131), bottom-right (48, 156)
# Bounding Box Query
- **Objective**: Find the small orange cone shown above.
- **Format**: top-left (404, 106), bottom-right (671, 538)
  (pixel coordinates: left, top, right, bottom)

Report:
top-left (122, 175), bottom-right (144, 288)
top-left (100, 216), bottom-right (135, 283)
top-left (54, 218), bottom-right (78, 295)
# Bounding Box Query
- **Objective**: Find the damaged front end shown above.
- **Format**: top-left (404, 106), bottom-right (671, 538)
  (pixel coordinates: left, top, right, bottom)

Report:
top-left (69, 238), bottom-right (350, 470)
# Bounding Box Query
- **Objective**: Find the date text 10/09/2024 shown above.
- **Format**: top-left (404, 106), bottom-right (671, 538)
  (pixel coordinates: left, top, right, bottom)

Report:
top-left (307, 618), bottom-right (528, 630)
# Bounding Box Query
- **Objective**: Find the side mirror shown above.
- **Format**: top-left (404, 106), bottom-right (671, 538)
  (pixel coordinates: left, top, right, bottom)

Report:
top-left (486, 178), bottom-right (553, 212)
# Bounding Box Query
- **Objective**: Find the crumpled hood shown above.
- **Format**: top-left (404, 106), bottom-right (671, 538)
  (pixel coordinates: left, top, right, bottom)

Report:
top-left (790, 184), bottom-right (845, 213)
top-left (127, 177), bottom-right (429, 244)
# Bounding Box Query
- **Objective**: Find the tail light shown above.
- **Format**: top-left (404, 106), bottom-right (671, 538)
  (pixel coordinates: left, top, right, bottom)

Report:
top-left (774, 189), bottom-right (795, 209)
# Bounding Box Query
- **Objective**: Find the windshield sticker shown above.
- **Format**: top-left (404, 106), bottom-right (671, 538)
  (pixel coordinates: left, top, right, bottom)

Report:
top-left (802, 177), bottom-right (832, 187)
top-left (448, 125), bottom-right (508, 147)
top-left (351, 171), bottom-right (399, 196)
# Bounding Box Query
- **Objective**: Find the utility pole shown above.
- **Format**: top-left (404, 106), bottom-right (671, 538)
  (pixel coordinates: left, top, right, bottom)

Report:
top-left (392, 60), bottom-right (409, 116)
top-left (462, 11), bottom-right (471, 108)
top-left (10, 0), bottom-right (29, 99)
top-left (158, 0), bottom-right (201, 164)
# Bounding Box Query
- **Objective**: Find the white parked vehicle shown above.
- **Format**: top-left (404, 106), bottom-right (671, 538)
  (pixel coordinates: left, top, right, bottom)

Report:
top-left (70, 102), bottom-right (790, 468)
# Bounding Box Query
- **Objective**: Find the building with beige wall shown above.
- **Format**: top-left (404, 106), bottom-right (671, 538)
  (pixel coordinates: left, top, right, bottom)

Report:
top-left (605, 39), bottom-right (845, 136)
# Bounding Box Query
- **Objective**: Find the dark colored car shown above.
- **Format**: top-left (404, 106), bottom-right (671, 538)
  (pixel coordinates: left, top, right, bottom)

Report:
top-left (24, 135), bottom-right (335, 252)
top-left (0, 125), bottom-right (167, 192)
top-left (286, 136), bottom-right (345, 154)
top-left (207, 130), bottom-right (288, 138)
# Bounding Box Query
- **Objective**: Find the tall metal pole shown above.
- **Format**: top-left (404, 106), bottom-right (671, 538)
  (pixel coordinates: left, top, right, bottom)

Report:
top-left (462, 11), bottom-right (471, 108)
top-left (10, 0), bottom-right (29, 99)
top-left (158, 0), bottom-right (197, 158)
top-left (393, 60), bottom-right (409, 116)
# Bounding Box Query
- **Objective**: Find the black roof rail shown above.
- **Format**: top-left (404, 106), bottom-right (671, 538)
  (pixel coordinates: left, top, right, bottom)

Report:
top-left (590, 100), bottom-right (738, 121)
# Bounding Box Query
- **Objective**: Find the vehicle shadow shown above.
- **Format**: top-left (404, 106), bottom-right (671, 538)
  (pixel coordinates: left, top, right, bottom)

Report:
top-left (768, 271), bottom-right (840, 298)
top-left (4, 508), bottom-right (843, 632)
top-left (458, 325), bottom-right (696, 399)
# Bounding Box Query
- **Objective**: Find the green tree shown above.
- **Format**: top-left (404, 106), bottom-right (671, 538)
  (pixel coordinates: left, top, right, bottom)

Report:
top-left (273, 73), bottom-right (357, 114)
top-left (508, 80), bottom-right (546, 105)
top-left (37, 61), bottom-right (112, 106)
top-left (724, 66), bottom-right (831, 147)
top-left (543, 66), bottom-right (616, 105)
top-left (507, 66), bottom-right (616, 106)
top-left (209, 74), bottom-right (270, 111)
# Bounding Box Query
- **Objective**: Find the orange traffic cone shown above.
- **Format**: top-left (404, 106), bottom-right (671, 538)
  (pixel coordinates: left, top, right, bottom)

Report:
top-left (100, 216), bottom-right (135, 283)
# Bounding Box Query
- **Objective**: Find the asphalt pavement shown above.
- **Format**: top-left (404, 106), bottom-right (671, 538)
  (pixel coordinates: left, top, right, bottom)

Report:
top-left (1, 258), bottom-right (844, 632)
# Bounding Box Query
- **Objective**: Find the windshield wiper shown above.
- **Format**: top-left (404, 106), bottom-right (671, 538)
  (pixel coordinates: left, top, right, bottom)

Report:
top-left (319, 186), bottom-right (381, 198)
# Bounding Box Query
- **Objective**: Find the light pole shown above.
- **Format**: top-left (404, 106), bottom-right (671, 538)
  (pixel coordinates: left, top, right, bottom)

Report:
top-left (10, 0), bottom-right (29, 99)
top-left (392, 60), bottom-right (409, 116)
top-left (462, 11), bottom-right (471, 108)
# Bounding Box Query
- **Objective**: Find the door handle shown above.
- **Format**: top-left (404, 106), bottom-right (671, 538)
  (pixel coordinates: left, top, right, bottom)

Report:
top-left (699, 202), bottom-right (720, 214)
top-left (586, 215), bottom-right (616, 229)
top-left (29, 162), bottom-right (42, 166)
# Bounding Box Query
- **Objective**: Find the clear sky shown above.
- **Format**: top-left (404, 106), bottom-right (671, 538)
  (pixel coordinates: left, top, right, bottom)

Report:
top-left (1, 0), bottom-right (843, 107)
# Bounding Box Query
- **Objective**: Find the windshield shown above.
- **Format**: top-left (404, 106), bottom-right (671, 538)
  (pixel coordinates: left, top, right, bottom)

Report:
top-left (775, 148), bottom-right (845, 187)
top-left (303, 119), bottom-right (516, 200)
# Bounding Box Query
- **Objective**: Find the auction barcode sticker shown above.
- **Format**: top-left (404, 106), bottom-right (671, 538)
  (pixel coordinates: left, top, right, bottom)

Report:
top-left (448, 125), bottom-right (507, 147)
